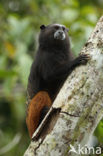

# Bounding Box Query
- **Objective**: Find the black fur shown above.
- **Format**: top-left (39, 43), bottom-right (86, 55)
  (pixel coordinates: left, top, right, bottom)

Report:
top-left (27, 24), bottom-right (89, 101)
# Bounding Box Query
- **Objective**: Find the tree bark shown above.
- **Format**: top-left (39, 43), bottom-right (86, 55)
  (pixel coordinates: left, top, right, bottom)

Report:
top-left (24, 16), bottom-right (103, 156)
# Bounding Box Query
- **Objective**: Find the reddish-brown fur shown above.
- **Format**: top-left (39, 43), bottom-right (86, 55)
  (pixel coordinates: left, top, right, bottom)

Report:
top-left (26, 91), bottom-right (52, 138)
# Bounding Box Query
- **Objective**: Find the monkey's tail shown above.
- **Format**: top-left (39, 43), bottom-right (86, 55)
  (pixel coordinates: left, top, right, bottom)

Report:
top-left (26, 91), bottom-right (52, 138)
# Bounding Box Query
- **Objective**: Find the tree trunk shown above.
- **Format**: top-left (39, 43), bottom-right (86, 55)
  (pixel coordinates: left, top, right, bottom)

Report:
top-left (24, 16), bottom-right (103, 156)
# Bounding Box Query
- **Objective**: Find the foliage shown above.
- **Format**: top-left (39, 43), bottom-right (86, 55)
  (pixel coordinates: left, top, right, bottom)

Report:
top-left (94, 119), bottom-right (103, 144)
top-left (0, 0), bottom-right (102, 155)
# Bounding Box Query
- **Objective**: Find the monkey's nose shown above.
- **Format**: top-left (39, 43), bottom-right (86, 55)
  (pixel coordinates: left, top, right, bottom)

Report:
top-left (54, 29), bottom-right (65, 40)
top-left (58, 30), bottom-right (63, 35)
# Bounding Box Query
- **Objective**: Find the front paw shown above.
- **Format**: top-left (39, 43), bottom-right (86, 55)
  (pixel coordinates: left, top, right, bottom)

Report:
top-left (77, 54), bottom-right (90, 65)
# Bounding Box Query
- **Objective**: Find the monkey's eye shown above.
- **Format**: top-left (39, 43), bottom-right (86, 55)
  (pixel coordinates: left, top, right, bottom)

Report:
top-left (62, 26), bottom-right (66, 31)
top-left (54, 25), bottom-right (59, 30)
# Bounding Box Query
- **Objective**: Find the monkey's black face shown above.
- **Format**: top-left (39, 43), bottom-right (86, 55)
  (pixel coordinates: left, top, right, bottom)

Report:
top-left (39, 24), bottom-right (70, 48)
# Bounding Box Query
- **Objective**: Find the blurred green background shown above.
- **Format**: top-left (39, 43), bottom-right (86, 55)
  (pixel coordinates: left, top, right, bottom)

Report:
top-left (0, 0), bottom-right (103, 155)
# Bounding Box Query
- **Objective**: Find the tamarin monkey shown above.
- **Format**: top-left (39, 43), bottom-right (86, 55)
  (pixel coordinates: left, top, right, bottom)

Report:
top-left (26, 24), bottom-right (89, 138)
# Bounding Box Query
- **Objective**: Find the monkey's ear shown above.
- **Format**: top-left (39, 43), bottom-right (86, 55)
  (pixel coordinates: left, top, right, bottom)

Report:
top-left (40, 25), bottom-right (46, 30)
top-left (66, 28), bottom-right (69, 32)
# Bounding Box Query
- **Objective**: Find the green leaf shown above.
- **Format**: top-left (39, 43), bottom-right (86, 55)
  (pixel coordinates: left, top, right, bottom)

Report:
top-left (0, 70), bottom-right (17, 79)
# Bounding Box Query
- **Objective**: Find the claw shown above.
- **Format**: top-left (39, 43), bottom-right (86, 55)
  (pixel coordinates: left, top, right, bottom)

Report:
top-left (78, 53), bottom-right (90, 65)
top-left (80, 54), bottom-right (91, 59)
